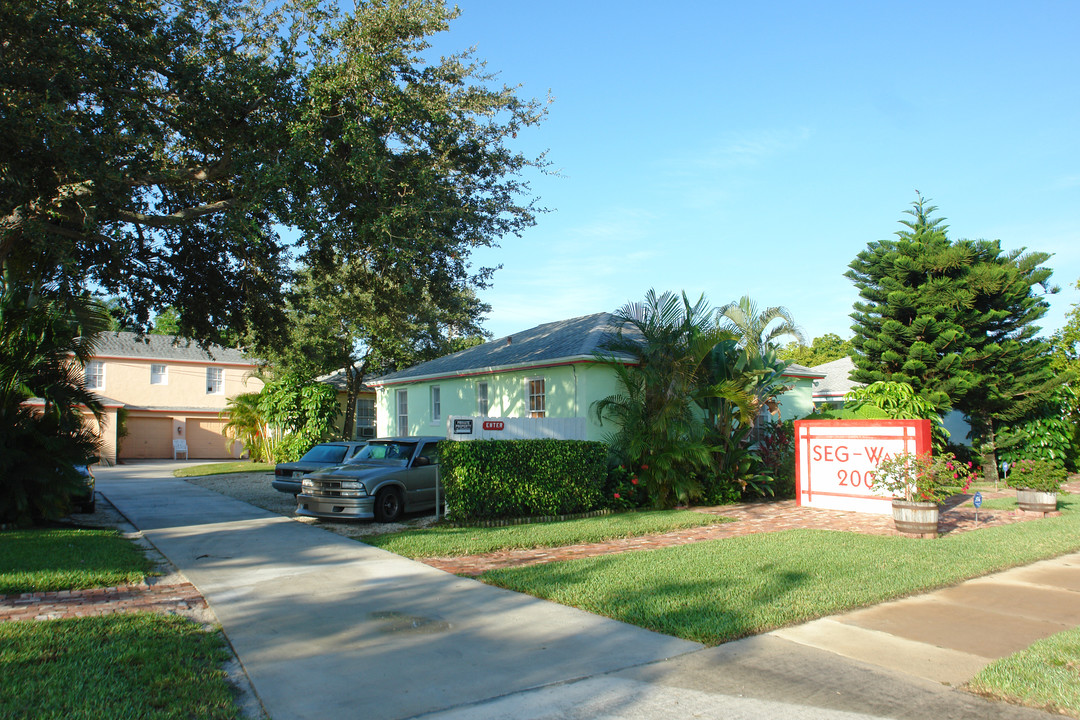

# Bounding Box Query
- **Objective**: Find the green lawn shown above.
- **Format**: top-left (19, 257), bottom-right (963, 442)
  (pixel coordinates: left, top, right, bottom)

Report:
top-left (969, 625), bottom-right (1080, 718)
top-left (0, 614), bottom-right (239, 720)
top-left (0, 528), bottom-right (153, 595)
top-left (174, 461), bottom-right (273, 477)
top-left (364, 510), bottom-right (731, 558)
top-left (482, 494), bottom-right (1080, 646)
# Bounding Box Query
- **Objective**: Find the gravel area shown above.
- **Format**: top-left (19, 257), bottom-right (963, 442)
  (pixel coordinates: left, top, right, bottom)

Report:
top-left (182, 471), bottom-right (439, 539)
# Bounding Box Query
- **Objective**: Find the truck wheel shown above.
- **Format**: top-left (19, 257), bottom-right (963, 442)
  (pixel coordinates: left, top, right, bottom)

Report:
top-left (374, 488), bottom-right (403, 523)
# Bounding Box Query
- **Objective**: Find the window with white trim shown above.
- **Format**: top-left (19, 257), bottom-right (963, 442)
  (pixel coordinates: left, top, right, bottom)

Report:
top-left (150, 363), bottom-right (167, 385)
top-left (355, 398), bottom-right (376, 438)
top-left (430, 385), bottom-right (441, 423)
top-left (396, 389), bottom-right (408, 435)
top-left (206, 367), bottom-right (224, 394)
top-left (527, 377), bottom-right (545, 418)
top-left (477, 381), bottom-right (489, 417)
top-left (84, 361), bottom-right (104, 390)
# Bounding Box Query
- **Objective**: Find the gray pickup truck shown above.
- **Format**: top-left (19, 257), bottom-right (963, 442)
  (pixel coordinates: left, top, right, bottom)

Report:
top-left (295, 436), bottom-right (443, 522)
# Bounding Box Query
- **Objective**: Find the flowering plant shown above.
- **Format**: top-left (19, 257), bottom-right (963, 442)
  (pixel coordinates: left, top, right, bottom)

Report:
top-left (605, 465), bottom-right (649, 510)
top-left (1005, 459), bottom-right (1066, 493)
top-left (871, 451), bottom-right (978, 504)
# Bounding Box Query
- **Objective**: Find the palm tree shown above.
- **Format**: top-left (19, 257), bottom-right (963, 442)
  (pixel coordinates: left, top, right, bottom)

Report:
top-left (718, 295), bottom-right (805, 358)
top-left (594, 290), bottom-right (745, 507)
top-left (1, 278), bottom-right (108, 523)
top-left (221, 391), bottom-right (273, 462)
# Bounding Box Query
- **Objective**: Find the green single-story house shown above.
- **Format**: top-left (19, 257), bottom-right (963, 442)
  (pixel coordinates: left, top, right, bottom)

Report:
top-left (368, 313), bottom-right (824, 440)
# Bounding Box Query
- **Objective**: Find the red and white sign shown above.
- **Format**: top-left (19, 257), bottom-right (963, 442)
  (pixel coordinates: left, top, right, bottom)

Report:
top-left (794, 419), bottom-right (931, 514)
top-left (482, 420), bottom-right (505, 431)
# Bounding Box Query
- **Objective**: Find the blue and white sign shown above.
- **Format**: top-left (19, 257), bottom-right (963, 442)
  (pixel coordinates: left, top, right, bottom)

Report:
top-left (973, 491), bottom-right (983, 509)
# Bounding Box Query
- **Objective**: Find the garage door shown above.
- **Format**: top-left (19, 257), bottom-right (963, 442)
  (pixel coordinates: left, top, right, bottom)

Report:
top-left (120, 417), bottom-right (174, 459)
top-left (186, 419), bottom-right (234, 459)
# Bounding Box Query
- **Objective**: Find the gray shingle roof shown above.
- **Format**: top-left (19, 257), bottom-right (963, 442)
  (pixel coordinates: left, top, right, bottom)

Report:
top-left (810, 356), bottom-right (861, 399)
top-left (372, 313), bottom-right (823, 385)
top-left (373, 313), bottom-right (635, 384)
top-left (91, 332), bottom-right (254, 365)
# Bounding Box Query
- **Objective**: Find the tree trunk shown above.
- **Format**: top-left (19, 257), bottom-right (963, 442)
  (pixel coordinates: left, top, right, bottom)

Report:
top-left (980, 420), bottom-right (1000, 486)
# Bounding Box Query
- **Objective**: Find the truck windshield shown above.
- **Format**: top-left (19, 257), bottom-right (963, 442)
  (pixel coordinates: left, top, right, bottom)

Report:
top-left (347, 442), bottom-right (417, 465)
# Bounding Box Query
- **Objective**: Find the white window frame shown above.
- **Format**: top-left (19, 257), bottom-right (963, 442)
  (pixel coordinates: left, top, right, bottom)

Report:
top-left (477, 381), bottom-right (489, 417)
top-left (430, 385), bottom-right (441, 423)
top-left (526, 377), bottom-right (545, 418)
top-left (396, 389), bottom-right (408, 436)
top-left (84, 361), bottom-right (104, 390)
top-left (150, 363), bottom-right (168, 385)
top-left (206, 367), bottom-right (224, 395)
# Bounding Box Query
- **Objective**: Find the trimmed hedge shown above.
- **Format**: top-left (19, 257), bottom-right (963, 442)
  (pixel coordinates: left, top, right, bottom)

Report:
top-left (439, 439), bottom-right (607, 521)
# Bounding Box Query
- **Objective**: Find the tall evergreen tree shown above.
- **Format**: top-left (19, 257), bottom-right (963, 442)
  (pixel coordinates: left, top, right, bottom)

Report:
top-left (847, 196), bottom-right (1059, 481)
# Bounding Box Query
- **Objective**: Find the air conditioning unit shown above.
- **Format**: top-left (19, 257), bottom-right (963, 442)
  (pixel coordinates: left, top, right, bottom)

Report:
top-left (357, 426), bottom-right (376, 438)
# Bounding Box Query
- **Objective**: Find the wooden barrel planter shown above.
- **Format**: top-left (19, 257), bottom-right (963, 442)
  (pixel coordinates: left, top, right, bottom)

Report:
top-left (892, 500), bottom-right (939, 535)
top-left (1016, 489), bottom-right (1057, 513)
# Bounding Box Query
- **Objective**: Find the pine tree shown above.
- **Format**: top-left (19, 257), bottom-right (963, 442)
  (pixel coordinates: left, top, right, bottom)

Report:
top-left (846, 196), bottom-right (1058, 482)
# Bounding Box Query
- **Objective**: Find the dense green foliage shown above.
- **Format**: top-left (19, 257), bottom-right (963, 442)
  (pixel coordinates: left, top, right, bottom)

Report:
top-left (365, 510), bottom-right (730, 558)
top-left (778, 333), bottom-right (853, 367)
top-left (483, 493), bottom-right (1080, 645)
top-left (969, 626), bottom-right (1080, 717)
top-left (257, 374), bottom-right (340, 462)
top-left (997, 385), bottom-right (1079, 471)
top-left (1, 0), bottom-right (545, 358)
top-left (594, 291), bottom-right (743, 507)
top-left (1005, 459), bottom-right (1067, 493)
top-left (847, 197), bottom-right (1059, 482)
top-left (220, 391), bottom-right (272, 462)
top-left (0, 615), bottom-right (238, 719)
top-left (0, 282), bottom-right (106, 525)
top-left (756, 420), bottom-right (796, 498)
top-left (0, 527), bottom-right (152, 594)
top-left (593, 290), bottom-right (793, 507)
top-left (439, 439), bottom-right (607, 520)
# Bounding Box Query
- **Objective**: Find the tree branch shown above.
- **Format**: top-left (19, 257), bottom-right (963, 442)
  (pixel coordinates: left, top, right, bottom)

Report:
top-left (114, 199), bottom-right (237, 227)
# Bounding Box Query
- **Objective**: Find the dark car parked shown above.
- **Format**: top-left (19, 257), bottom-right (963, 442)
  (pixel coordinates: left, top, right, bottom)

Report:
top-left (272, 441), bottom-right (368, 494)
top-left (296, 437), bottom-right (442, 522)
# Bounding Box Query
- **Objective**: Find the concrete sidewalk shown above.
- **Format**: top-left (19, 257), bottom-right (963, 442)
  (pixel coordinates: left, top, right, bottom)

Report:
top-left (97, 462), bottom-right (1072, 719)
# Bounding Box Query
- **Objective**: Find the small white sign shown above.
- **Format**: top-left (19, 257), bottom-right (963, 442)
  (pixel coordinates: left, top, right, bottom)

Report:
top-left (794, 419), bottom-right (932, 515)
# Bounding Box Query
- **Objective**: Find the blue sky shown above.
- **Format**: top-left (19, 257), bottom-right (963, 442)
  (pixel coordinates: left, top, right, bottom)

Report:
top-left (424, 1), bottom-right (1080, 343)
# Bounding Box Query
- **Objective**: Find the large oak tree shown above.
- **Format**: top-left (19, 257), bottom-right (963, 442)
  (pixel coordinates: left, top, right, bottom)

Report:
top-left (1, 0), bottom-right (546, 353)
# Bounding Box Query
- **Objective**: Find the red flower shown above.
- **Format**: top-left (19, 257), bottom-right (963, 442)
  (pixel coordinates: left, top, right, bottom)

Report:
top-left (631, 477), bottom-right (638, 485)
top-left (641, 464), bottom-right (649, 470)
top-left (614, 492), bottom-right (621, 499)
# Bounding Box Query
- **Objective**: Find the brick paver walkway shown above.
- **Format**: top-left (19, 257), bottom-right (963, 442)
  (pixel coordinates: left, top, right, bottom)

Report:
top-left (423, 480), bottom-right (1079, 577)
top-left (0, 580), bottom-right (207, 622)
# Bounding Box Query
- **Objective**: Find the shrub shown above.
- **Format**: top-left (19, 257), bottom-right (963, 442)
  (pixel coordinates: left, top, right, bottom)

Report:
top-left (1006, 459), bottom-right (1067, 493)
top-left (439, 439), bottom-right (607, 521)
top-left (757, 420), bottom-right (795, 499)
top-left (603, 464), bottom-right (650, 510)
top-left (870, 451), bottom-right (977, 504)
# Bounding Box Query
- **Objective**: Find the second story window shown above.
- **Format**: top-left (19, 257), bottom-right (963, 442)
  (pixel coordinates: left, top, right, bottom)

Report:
top-left (150, 364), bottom-right (167, 385)
top-left (84, 361), bottom-right (104, 390)
top-left (206, 367), bottom-right (223, 394)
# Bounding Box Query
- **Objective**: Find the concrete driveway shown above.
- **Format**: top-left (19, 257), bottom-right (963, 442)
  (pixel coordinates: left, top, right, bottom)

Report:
top-left (96, 462), bottom-right (1063, 720)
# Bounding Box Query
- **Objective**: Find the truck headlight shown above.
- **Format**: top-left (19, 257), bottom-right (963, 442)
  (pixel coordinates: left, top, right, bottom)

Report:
top-left (302, 478), bottom-right (315, 490)
top-left (338, 480), bottom-right (367, 497)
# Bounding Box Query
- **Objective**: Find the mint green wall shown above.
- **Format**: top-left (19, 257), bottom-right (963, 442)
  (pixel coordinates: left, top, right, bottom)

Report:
top-left (376, 362), bottom-right (622, 440)
top-left (376, 363), bottom-right (813, 439)
top-left (777, 377), bottom-right (815, 421)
